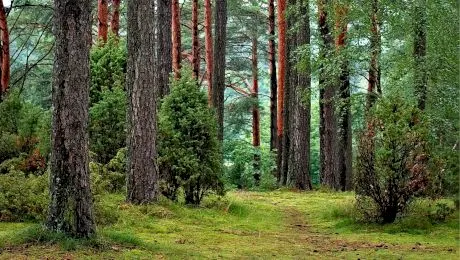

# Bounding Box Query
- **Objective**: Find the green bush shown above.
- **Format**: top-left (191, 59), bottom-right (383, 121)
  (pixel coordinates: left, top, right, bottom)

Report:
top-left (89, 87), bottom-right (126, 164)
top-left (158, 69), bottom-right (224, 205)
top-left (0, 171), bottom-right (49, 221)
top-left (355, 96), bottom-right (431, 223)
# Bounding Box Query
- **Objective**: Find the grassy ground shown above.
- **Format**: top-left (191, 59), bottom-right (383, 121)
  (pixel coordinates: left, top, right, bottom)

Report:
top-left (0, 191), bottom-right (458, 259)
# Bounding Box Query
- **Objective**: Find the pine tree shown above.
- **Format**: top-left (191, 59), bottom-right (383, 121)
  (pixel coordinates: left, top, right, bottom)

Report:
top-left (47, 0), bottom-right (95, 237)
top-left (0, 0), bottom-right (9, 99)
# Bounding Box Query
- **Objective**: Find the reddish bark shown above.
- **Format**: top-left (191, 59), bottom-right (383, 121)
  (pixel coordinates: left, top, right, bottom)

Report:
top-left (204, 0), bottom-right (213, 104)
top-left (110, 0), bottom-right (121, 36)
top-left (268, 0), bottom-right (277, 151)
top-left (98, 0), bottom-right (109, 42)
top-left (0, 1), bottom-right (9, 97)
top-left (276, 0), bottom-right (287, 180)
top-left (191, 0), bottom-right (200, 78)
top-left (251, 37), bottom-right (261, 184)
top-left (367, 0), bottom-right (381, 110)
top-left (172, 0), bottom-right (182, 79)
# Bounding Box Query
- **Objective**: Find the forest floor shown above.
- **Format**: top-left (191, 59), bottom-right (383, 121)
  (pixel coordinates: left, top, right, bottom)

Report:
top-left (0, 191), bottom-right (459, 259)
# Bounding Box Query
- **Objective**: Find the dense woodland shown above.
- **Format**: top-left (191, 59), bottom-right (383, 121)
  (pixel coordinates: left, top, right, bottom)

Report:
top-left (0, 0), bottom-right (458, 258)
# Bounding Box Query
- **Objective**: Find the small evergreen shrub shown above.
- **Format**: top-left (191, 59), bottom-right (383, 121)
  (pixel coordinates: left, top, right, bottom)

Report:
top-left (355, 96), bottom-right (431, 223)
top-left (158, 69), bottom-right (224, 205)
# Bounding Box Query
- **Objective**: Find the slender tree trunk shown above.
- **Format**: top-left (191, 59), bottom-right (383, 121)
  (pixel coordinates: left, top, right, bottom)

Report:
top-left (126, 0), bottom-right (159, 204)
top-left (172, 0), bottom-right (182, 79)
top-left (268, 0), bottom-right (277, 151)
top-left (98, 0), bottom-right (108, 42)
top-left (276, 0), bottom-right (287, 183)
top-left (110, 0), bottom-right (121, 36)
top-left (157, 0), bottom-right (172, 99)
top-left (204, 0), bottom-right (213, 104)
top-left (414, 0), bottom-right (427, 110)
top-left (191, 0), bottom-right (200, 78)
top-left (334, 4), bottom-right (352, 191)
top-left (287, 0), bottom-right (312, 190)
top-left (47, 0), bottom-right (95, 238)
top-left (211, 0), bottom-right (227, 142)
top-left (0, 1), bottom-right (9, 99)
top-left (251, 36), bottom-right (261, 185)
top-left (366, 0), bottom-right (381, 110)
top-left (318, 0), bottom-right (337, 189)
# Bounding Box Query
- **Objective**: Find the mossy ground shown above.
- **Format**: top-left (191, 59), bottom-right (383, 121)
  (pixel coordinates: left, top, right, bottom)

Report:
top-left (0, 191), bottom-right (458, 259)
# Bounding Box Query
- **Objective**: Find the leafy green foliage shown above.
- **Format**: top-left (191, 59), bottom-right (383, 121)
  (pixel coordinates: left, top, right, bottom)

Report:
top-left (158, 69), bottom-right (224, 205)
top-left (355, 96), bottom-right (431, 223)
top-left (89, 37), bottom-right (127, 164)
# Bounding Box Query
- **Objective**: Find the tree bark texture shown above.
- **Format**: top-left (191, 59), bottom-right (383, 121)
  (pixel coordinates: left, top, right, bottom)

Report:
top-left (318, 0), bottom-right (337, 189)
top-left (204, 0), bottom-right (213, 104)
top-left (251, 36), bottom-right (261, 184)
top-left (287, 0), bottom-right (312, 190)
top-left (0, 1), bottom-right (9, 99)
top-left (212, 0), bottom-right (228, 142)
top-left (191, 0), bottom-right (200, 78)
top-left (172, 0), bottom-right (182, 79)
top-left (366, 0), bottom-right (381, 110)
top-left (97, 0), bottom-right (108, 42)
top-left (276, 0), bottom-right (287, 182)
top-left (334, 4), bottom-right (352, 191)
top-left (268, 0), bottom-right (277, 151)
top-left (413, 0), bottom-right (427, 110)
top-left (157, 0), bottom-right (172, 99)
top-left (110, 0), bottom-right (121, 36)
top-left (47, 0), bottom-right (95, 238)
top-left (126, 0), bottom-right (159, 204)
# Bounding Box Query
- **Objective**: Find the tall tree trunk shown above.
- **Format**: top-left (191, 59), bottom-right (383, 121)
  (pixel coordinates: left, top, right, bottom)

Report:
top-left (287, 0), bottom-right (312, 190)
top-left (157, 0), bottom-right (172, 99)
top-left (334, 4), bottom-right (352, 191)
top-left (268, 0), bottom-right (277, 151)
top-left (414, 0), bottom-right (427, 110)
top-left (367, 0), bottom-right (381, 110)
top-left (204, 0), bottom-right (213, 104)
top-left (318, 0), bottom-right (337, 189)
top-left (172, 0), bottom-right (182, 79)
top-left (98, 0), bottom-right (108, 42)
top-left (251, 36), bottom-right (261, 185)
top-left (110, 0), bottom-right (121, 36)
top-left (276, 0), bottom-right (287, 183)
top-left (47, 0), bottom-right (95, 238)
top-left (191, 0), bottom-right (200, 78)
top-left (0, 1), bottom-right (9, 99)
top-left (126, 0), bottom-right (159, 204)
top-left (211, 0), bottom-right (227, 142)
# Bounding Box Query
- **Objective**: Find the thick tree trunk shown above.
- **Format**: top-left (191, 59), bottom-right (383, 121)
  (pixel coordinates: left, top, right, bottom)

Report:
top-left (287, 0), bottom-right (312, 190)
top-left (0, 1), bottom-right (9, 99)
top-left (126, 0), bottom-right (159, 204)
top-left (251, 37), bottom-right (261, 185)
top-left (276, 0), bottom-right (287, 183)
top-left (110, 0), bottom-right (121, 36)
top-left (366, 0), bottom-right (381, 110)
top-left (414, 0), bottom-right (427, 110)
top-left (172, 0), bottom-right (182, 79)
top-left (268, 0), bottom-right (277, 151)
top-left (98, 0), bottom-right (108, 42)
top-left (157, 0), bottom-right (172, 99)
top-left (318, 0), bottom-right (337, 189)
top-left (204, 0), bottom-right (213, 104)
top-left (211, 0), bottom-right (227, 142)
top-left (191, 0), bottom-right (200, 78)
top-left (47, 0), bottom-right (95, 238)
top-left (334, 4), bottom-right (352, 191)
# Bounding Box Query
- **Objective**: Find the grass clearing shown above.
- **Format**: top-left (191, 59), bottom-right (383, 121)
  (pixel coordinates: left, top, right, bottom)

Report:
top-left (0, 191), bottom-right (458, 259)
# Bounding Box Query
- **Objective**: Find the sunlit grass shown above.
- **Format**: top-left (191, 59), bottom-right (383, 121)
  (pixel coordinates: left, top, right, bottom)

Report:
top-left (0, 191), bottom-right (458, 259)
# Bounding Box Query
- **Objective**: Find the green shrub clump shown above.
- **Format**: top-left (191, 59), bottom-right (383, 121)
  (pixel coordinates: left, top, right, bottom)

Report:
top-left (159, 69), bottom-right (224, 205)
top-left (355, 96), bottom-right (431, 223)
